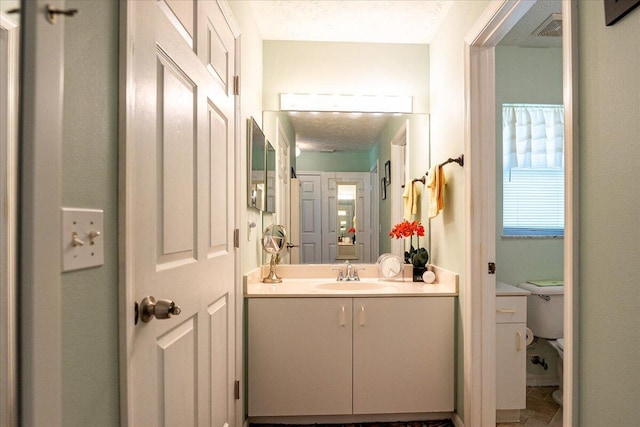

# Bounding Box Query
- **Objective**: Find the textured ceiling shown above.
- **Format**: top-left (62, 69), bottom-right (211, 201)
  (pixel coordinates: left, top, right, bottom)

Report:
top-left (286, 112), bottom-right (395, 153)
top-left (249, 0), bottom-right (452, 44)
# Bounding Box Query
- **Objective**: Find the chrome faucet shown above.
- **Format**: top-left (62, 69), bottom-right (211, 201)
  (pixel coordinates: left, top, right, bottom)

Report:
top-left (331, 261), bottom-right (363, 281)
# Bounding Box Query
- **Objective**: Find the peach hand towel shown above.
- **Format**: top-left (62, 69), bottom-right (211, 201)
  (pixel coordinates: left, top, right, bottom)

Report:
top-left (402, 180), bottom-right (421, 219)
top-left (427, 165), bottom-right (447, 219)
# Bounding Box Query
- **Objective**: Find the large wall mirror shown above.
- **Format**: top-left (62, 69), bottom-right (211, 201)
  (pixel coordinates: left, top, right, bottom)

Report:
top-left (262, 111), bottom-right (430, 265)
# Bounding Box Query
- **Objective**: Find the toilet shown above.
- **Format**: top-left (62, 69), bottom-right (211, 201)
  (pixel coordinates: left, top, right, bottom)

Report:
top-left (518, 281), bottom-right (564, 406)
top-left (549, 337), bottom-right (564, 406)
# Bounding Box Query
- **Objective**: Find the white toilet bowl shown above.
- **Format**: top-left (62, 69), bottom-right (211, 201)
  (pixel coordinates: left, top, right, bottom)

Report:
top-left (518, 282), bottom-right (564, 406)
top-left (549, 338), bottom-right (564, 406)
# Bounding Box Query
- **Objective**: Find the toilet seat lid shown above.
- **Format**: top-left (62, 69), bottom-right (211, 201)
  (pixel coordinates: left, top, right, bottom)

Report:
top-left (518, 282), bottom-right (565, 295)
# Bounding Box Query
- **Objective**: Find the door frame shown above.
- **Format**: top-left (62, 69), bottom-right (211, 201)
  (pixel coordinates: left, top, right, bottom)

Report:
top-left (19, 1), bottom-right (65, 426)
top-left (464, 1), bottom-right (579, 426)
top-left (1, 10), bottom-right (19, 427)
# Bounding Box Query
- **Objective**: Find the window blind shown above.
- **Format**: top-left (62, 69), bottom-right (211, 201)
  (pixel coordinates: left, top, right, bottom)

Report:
top-left (503, 168), bottom-right (564, 236)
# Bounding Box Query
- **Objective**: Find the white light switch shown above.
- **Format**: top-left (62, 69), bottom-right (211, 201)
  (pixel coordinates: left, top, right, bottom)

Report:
top-left (62, 208), bottom-right (104, 272)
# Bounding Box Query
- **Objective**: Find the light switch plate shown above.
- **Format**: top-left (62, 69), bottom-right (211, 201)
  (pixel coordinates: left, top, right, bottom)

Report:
top-left (62, 208), bottom-right (104, 272)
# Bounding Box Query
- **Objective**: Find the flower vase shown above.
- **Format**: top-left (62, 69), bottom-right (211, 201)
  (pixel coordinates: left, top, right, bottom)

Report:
top-left (412, 266), bottom-right (427, 282)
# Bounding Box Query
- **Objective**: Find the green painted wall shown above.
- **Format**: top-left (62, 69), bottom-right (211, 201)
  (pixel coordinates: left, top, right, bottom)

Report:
top-left (578, 3), bottom-right (640, 425)
top-left (296, 151), bottom-right (372, 172)
top-left (61, 1), bottom-right (120, 425)
top-left (495, 46), bottom-right (564, 286)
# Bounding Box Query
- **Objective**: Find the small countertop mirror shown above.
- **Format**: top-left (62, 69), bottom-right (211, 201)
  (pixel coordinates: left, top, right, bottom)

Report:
top-left (261, 224), bottom-right (287, 283)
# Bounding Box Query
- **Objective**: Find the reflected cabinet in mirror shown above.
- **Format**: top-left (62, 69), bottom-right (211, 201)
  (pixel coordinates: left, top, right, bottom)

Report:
top-left (247, 117), bottom-right (277, 213)
top-left (263, 111), bottom-right (430, 264)
top-left (247, 117), bottom-right (266, 211)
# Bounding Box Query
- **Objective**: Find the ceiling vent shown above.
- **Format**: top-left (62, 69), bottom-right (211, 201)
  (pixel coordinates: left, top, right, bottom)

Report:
top-left (533, 13), bottom-right (562, 37)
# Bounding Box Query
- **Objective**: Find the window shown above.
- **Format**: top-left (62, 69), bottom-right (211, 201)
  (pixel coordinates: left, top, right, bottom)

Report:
top-left (502, 104), bottom-right (564, 237)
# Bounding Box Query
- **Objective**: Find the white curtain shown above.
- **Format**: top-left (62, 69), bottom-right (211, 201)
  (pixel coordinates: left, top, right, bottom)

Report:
top-left (503, 104), bottom-right (564, 171)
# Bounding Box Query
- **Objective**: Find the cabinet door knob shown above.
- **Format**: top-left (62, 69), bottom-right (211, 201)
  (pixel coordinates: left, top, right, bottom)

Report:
top-left (359, 306), bottom-right (366, 326)
top-left (497, 309), bottom-right (516, 314)
top-left (516, 331), bottom-right (522, 351)
top-left (339, 306), bottom-right (346, 327)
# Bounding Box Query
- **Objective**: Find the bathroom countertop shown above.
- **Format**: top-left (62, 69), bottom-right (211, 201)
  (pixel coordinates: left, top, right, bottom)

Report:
top-left (244, 264), bottom-right (458, 298)
top-left (496, 281), bottom-right (531, 296)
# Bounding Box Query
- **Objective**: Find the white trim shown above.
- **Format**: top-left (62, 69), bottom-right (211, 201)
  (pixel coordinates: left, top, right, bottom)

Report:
top-left (19, 1), bottom-right (65, 426)
top-left (465, 1), bottom-right (578, 426)
top-left (0, 11), bottom-right (19, 427)
top-left (463, 42), bottom-right (497, 426)
top-left (561, 1), bottom-right (579, 425)
top-left (118, 2), bottom-right (135, 425)
top-left (226, 4), bottom-right (244, 426)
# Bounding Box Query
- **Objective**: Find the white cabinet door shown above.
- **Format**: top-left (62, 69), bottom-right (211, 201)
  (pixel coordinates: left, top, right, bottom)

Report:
top-left (496, 322), bottom-right (527, 409)
top-left (248, 298), bottom-right (353, 416)
top-left (353, 297), bottom-right (454, 414)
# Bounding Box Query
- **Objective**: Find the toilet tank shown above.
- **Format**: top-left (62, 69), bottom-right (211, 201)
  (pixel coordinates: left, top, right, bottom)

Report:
top-left (518, 282), bottom-right (564, 339)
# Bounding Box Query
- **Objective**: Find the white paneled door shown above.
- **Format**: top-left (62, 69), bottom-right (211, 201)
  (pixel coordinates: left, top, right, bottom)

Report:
top-left (123, 1), bottom-right (237, 426)
top-left (298, 174), bottom-right (323, 263)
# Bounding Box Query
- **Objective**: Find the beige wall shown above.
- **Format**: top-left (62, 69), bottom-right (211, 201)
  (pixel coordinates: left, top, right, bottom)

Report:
top-left (578, 3), bottom-right (640, 425)
top-left (263, 40), bottom-right (430, 113)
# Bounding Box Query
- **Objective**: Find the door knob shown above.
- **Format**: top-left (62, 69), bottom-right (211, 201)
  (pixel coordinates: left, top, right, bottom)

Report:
top-left (286, 243), bottom-right (299, 249)
top-left (138, 296), bottom-right (181, 323)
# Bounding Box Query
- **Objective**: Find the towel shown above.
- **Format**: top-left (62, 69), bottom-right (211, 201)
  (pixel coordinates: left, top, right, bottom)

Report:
top-left (427, 165), bottom-right (446, 219)
top-left (402, 180), bottom-right (421, 219)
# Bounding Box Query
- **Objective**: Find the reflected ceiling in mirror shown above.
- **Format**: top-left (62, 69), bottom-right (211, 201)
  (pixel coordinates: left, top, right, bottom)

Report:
top-left (280, 111), bottom-right (406, 154)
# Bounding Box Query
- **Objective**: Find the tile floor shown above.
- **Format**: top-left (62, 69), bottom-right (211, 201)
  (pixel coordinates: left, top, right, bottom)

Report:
top-left (497, 386), bottom-right (562, 427)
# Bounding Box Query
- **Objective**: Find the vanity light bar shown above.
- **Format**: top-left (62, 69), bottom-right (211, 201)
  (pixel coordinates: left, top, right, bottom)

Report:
top-left (280, 93), bottom-right (413, 113)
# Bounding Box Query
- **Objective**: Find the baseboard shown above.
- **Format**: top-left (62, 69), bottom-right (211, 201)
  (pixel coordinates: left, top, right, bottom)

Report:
top-left (526, 372), bottom-right (559, 387)
top-left (451, 412), bottom-right (464, 427)
top-left (248, 412), bottom-right (454, 425)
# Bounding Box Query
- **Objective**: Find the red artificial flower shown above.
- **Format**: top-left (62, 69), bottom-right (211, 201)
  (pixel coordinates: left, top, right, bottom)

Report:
top-left (347, 227), bottom-right (356, 234)
top-left (389, 220), bottom-right (425, 239)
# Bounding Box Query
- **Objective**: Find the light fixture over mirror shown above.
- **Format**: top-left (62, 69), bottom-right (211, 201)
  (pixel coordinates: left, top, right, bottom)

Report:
top-left (280, 93), bottom-right (413, 113)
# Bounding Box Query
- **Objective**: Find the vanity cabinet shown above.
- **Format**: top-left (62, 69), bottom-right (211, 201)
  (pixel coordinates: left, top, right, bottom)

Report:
top-left (496, 295), bottom-right (528, 410)
top-left (248, 296), bottom-right (454, 417)
top-left (248, 298), bottom-right (353, 416)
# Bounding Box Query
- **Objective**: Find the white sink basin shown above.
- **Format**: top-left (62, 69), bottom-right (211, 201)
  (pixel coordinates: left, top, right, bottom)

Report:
top-left (316, 282), bottom-right (389, 291)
